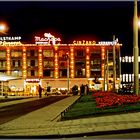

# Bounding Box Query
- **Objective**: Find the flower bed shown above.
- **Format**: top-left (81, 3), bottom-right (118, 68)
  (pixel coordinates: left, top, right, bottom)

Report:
top-left (92, 92), bottom-right (140, 108)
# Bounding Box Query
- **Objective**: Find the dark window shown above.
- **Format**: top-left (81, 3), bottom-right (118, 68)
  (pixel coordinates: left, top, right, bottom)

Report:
top-left (61, 69), bottom-right (67, 77)
top-left (31, 60), bottom-right (35, 66)
top-left (77, 69), bottom-right (82, 76)
top-left (43, 70), bottom-right (51, 76)
top-left (18, 60), bottom-right (20, 67)
top-left (30, 50), bottom-right (35, 56)
top-left (12, 60), bottom-right (15, 66)
top-left (31, 70), bottom-right (35, 76)
top-left (75, 61), bottom-right (85, 67)
top-left (77, 50), bottom-right (84, 57)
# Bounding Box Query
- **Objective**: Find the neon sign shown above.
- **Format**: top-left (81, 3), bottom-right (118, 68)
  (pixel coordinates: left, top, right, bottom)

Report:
top-left (0, 36), bottom-right (22, 46)
top-left (73, 38), bottom-right (119, 46)
top-left (35, 33), bottom-right (61, 45)
top-left (0, 41), bottom-right (22, 46)
top-left (73, 40), bottom-right (96, 45)
top-left (98, 38), bottom-right (118, 45)
top-left (0, 36), bottom-right (21, 41)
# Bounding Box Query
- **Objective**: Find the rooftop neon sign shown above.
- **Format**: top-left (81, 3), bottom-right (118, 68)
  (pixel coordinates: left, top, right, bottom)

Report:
top-left (73, 38), bottom-right (119, 45)
top-left (35, 33), bottom-right (61, 45)
top-left (0, 36), bottom-right (22, 46)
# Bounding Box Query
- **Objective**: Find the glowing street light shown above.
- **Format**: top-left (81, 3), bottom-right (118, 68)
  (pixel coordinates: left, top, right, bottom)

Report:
top-left (0, 23), bottom-right (8, 34)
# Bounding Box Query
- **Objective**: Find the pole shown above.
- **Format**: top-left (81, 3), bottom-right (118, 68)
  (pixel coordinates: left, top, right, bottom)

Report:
top-left (106, 49), bottom-right (109, 91)
top-left (133, 0), bottom-right (139, 95)
top-left (119, 46), bottom-right (121, 88)
top-left (104, 62), bottom-right (106, 91)
top-left (113, 35), bottom-right (116, 92)
top-left (67, 53), bottom-right (70, 95)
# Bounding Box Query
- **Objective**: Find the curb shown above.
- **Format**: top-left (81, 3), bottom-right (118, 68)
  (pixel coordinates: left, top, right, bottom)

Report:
top-left (1, 128), bottom-right (140, 138)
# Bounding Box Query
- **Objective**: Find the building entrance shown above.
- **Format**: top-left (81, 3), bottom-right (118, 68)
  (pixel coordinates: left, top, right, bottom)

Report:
top-left (24, 79), bottom-right (40, 96)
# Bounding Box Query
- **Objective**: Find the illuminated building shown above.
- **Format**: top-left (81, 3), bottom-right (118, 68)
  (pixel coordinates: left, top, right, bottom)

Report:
top-left (0, 33), bottom-right (122, 95)
top-left (120, 56), bottom-right (140, 85)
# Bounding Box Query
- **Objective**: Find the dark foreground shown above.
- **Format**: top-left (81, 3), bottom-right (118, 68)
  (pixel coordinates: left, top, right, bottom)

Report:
top-left (0, 95), bottom-right (68, 125)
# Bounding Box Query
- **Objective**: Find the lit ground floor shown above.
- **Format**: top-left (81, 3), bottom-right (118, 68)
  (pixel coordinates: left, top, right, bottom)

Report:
top-left (0, 78), bottom-right (120, 96)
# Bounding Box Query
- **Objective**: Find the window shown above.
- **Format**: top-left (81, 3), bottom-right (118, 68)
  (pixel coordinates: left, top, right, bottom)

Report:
top-left (11, 51), bottom-right (22, 57)
top-left (43, 50), bottom-right (54, 57)
top-left (43, 70), bottom-right (54, 77)
top-left (44, 61), bottom-right (54, 68)
top-left (30, 50), bottom-right (35, 56)
top-left (59, 61), bottom-right (67, 68)
top-left (0, 51), bottom-right (6, 58)
top-left (0, 61), bottom-right (6, 68)
top-left (31, 60), bottom-right (35, 66)
top-left (75, 68), bottom-right (85, 77)
top-left (60, 69), bottom-right (67, 77)
top-left (12, 60), bottom-right (15, 66)
top-left (76, 50), bottom-right (84, 57)
top-left (75, 61), bottom-right (85, 67)
top-left (90, 50), bottom-right (101, 58)
top-left (31, 70), bottom-right (35, 76)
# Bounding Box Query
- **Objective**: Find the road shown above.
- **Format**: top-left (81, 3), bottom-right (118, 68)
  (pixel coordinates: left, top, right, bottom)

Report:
top-left (0, 96), bottom-right (68, 125)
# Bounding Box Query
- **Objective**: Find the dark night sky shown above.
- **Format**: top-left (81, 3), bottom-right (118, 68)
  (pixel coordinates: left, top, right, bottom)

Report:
top-left (0, 1), bottom-right (138, 56)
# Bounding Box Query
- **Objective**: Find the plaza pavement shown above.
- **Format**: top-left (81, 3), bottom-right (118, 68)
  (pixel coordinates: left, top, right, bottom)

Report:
top-left (0, 95), bottom-right (140, 138)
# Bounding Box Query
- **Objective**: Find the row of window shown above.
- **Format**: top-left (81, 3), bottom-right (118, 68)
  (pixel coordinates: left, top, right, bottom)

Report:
top-left (0, 60), bottom-right (103, 68)
top-left (8, 69), bottom-right (102, 77)
top-left (0, 50), bottom-right (110, 58)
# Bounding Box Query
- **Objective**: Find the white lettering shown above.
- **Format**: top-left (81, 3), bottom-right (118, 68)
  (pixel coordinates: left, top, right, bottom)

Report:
top-left (72, 40), bottom-right (96, 45)
top-left (35, 33), bottom-right (61, 45)
top-left (0, 36), bottom-right (21, 41)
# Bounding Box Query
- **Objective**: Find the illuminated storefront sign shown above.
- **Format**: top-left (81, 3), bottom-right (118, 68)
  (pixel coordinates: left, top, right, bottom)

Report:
top-left (35, 33), bottom-right (61, 45)
top-left (73, 40), bottom-right (96, 45)
top-left (73, 38), bottom-right (119, 46)
top-left (0, 36), bottom-right (22, 46)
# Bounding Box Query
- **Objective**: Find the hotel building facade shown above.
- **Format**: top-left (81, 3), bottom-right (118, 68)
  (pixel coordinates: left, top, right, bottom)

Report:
top-left (0, 34), bottom-right (122, 95)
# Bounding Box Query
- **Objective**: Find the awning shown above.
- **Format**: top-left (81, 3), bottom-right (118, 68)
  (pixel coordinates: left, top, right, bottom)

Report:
top-left (0, 73), bottom-right (21, 81)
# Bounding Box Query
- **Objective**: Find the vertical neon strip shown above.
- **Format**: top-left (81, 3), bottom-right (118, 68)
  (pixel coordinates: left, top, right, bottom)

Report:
top-left (38, 47), bottom-right (43, 77)
top-left (23, 47), bottom-right (27, 78)
top-left (54, 45), bottom-right (58, 78)
top-left (101, 47), bottom-right (105, 78)
top-left (86, 47), bottom-right (90, 78)
top-left (70, 47), bottom-right (74, 78)
top-left (6, 48), bottom-right (10, 75)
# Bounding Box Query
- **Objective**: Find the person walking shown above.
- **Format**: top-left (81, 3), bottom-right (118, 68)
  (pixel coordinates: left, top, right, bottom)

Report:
top-left (38, 84), bottom-right (42, 98)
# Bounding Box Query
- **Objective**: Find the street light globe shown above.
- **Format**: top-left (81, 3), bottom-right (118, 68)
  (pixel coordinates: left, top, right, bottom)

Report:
top-left (0, 24), bottom-right (5, 31)
top-left (0, 22), bottom-right (9, 34)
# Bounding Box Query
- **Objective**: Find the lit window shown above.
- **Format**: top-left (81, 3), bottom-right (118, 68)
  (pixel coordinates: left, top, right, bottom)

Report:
top-left (129, 57), bottom-right (131, 63)
top-left (125, 56), bottom-right (128, 62)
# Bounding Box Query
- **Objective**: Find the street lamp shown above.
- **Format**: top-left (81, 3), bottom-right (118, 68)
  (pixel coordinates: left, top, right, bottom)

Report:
top-left (133, 0), bottom-right (139, 95)
top-left (113, 35), bottom-right (116, 92)
top-left (65, 52), bottom-right (70, 95)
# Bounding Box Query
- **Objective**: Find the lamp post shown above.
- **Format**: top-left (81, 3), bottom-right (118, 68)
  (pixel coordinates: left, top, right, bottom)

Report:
top-left (113, 35), bottom-right (116, 92)
top-left (66, 52), bottom-right (70, 95)
top-left (133, 0), bottom-right (139, 95)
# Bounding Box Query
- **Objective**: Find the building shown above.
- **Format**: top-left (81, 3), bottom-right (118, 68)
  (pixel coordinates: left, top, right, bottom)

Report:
top-left (0, 33), bottom-right (122, 95)
top-left (120, 56), bottom-right (140, 85)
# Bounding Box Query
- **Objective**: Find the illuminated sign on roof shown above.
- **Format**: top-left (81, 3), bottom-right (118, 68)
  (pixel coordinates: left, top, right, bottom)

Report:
top-left (0, 36), bottom-right (22, 46)
top-left (35, 33), bottom-right (61, 45)
top-left (73, 38), bottom-right (119, 46)
top-left (0, 36), bottom-right (21, 41)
